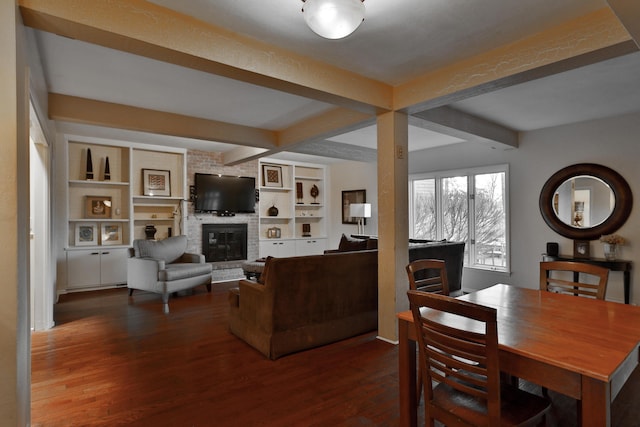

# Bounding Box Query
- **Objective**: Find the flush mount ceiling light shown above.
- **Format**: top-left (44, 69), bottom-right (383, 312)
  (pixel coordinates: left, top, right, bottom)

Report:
top-left (302, 0), bottom-right (365, 40)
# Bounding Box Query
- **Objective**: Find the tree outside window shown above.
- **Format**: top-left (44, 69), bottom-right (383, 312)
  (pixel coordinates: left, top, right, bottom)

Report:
top-left (410, 166), bottom-right (508, 272)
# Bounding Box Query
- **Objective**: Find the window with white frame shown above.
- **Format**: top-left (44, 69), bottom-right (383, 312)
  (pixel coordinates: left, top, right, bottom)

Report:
top-left (409, 165), bottom-right (509, 272)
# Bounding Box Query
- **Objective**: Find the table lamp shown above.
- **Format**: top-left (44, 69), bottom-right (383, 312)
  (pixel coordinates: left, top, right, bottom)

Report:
top-left (349, 203), bottom-right (371, 235)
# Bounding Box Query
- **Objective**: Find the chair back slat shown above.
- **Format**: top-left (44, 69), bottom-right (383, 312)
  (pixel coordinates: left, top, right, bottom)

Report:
top-left (540, 261), bottom-right (609, 300)
top-left (406, 259), bottom-right (450, 295)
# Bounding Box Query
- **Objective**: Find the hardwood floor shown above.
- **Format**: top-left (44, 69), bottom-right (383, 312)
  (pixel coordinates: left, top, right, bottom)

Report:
top-left (32, 282), bottom-right (640, 426)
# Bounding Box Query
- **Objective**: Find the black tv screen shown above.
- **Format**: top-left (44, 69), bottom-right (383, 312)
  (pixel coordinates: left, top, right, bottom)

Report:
top-left (194, 173), bottom-right (256, 214)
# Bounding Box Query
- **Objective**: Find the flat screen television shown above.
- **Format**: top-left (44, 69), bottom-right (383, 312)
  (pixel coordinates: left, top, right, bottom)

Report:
top-left (194, 173), bottom-right (256, 214)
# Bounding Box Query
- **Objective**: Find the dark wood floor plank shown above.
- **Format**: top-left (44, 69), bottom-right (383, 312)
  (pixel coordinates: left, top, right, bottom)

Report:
top-left (31, 282), bottom-right (640, 426)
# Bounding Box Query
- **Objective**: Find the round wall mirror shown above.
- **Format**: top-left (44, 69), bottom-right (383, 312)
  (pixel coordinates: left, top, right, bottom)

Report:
top-left (539, 163), bottom-right (632, 240)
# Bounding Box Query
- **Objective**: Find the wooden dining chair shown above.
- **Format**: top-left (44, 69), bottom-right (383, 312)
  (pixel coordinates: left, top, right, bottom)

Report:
top-left (406, 259), bottom-right (450, 295)
top-left (538, 260), bottom-right (610, 408)
top-left (406, 259), bottom-right (450, 402)
top-left (407, 290), bottom-right (550, 426)
top-left (540, 261), bottom-right (609, 300)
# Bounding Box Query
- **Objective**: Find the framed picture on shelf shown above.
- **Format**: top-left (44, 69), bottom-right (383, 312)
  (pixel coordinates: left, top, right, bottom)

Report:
top-left (101, 223), bottom-right (123, 245)
top-left (342, 189), bottom-right (366, 224)
top-left (85, 196), bottom-right (112, 219)
top-left (573, 240), bottom-right (590, 259)
top-left (262, 164), bottom-right (283, 188)
top-left (142, 169), bottom-right (171, 196)
top-left (75, 222), bottom-right (98, 246)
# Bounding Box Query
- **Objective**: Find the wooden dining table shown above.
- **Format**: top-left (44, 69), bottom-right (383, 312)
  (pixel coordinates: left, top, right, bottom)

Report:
top-left (397, 284), bottom-right (640, 427)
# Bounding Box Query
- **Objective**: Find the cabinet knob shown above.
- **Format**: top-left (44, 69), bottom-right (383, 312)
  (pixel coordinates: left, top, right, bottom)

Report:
top-left (91, 252), bottom-right (100, 255)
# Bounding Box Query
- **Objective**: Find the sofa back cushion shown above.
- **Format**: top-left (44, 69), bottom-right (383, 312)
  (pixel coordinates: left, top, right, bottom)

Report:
top-left (267, 250), bottom-right (378, 331)
top-left (134, 235), bottom-right (187, 264)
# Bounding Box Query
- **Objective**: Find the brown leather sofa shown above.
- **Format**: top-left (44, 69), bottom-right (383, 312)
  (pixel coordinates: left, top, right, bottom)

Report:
top-left (228, 236), bottom-right (464, 360)
top-left (228, 249), bottom-right (378, 360)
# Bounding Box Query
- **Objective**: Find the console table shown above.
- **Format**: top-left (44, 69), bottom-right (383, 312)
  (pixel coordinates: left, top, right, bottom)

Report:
top-left (542, 254), bottom-right (632, 304)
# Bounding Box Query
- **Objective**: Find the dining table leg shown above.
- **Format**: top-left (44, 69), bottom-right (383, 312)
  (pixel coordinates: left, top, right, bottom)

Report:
top-left (399, 318), bottom-right (417, 427)
top-left (581, 375), bottom-right (611, 427)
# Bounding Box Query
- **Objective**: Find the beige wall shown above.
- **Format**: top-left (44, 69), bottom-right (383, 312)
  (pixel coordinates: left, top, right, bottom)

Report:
top-left (1, 1), bottom-right (31, 425)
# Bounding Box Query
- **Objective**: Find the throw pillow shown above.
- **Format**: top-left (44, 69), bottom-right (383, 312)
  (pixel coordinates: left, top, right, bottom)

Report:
top-left (136, 235), bottom-right (187, 264)
top-left (338, 234), bottom-right (368, 252)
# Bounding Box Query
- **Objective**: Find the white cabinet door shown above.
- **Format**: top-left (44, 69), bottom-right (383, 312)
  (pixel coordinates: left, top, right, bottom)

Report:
top-left (99, 248), bottom-right (129, 285)
top-left (259, 240), bottom-right (296, 258)
top-left (67, 250), bottom-right (102, 289)
top-left (67, 248), bottom-right (128, 289)
top-left (295, 238), bottom-right (327, 256)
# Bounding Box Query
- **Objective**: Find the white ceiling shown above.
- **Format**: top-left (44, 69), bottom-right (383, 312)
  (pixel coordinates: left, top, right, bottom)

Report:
top-left (28, 0), bottom-right (640, 164)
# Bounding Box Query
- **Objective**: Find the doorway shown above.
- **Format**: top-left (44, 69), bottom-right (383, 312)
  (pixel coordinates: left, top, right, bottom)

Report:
top-left (29, 101), bottom-right (53, 331)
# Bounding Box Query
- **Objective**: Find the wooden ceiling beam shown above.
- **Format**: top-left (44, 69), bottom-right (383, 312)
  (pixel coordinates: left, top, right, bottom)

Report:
top-left (395, 8), bottom-right (635, 113)
top-left (223, 107), bottom-right (374, 164)
top-left (48, 93), bottom-right (277, 148)
top-left (608, 0), bottom-right (640, 48)
top-left (20, 0), bottom-right (392, 115)
top-left (411, 107), bottom-right (519, 149)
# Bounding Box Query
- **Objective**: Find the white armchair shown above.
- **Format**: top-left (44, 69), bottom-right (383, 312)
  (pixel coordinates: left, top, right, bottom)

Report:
top-left (127, 235), bottom-right (212, 312)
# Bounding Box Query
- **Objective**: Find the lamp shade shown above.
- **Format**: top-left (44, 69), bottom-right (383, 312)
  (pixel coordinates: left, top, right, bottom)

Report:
top-left (349, 203), bottom-right (371, 218)
top-left (302, 0), bottom-right (365, 39)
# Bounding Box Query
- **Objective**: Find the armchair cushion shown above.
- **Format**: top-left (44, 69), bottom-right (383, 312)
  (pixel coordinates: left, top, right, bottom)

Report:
top-left (158, 263), bottom-right (213, 281)
top-left (134, 235), bottom-right (187, 263)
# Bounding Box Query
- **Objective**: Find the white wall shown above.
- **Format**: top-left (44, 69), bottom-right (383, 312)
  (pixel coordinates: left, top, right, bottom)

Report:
top-left (407, 111), bottom-right (640, 304)
top-left (327, 161), bottom-right (378, 249)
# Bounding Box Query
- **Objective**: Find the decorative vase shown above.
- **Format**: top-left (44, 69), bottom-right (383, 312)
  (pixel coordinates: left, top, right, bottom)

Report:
top-left (85, 148), bottom-right (94, 180)
top-left (104, 156), bottom-right (111, 181)
top-left (144, 224), bottom-right (157, 240)
top-left (603, 243), bottom-right (617, 261)
top-left (310, 184), bottom-right (319, 204)
top-left (268, 204), bottom-right (279, 216)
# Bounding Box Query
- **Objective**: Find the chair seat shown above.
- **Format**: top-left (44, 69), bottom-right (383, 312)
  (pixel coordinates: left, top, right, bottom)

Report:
top-left (433, 381), bottom-right (550, 426)
top-left (158, 263), bottom-right (212, 281)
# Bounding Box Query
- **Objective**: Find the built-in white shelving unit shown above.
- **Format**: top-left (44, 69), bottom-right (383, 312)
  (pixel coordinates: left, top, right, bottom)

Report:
top-left (62, 139), bottom-right (186, 291)
top-left (258, 159), bottom-right (327, 258)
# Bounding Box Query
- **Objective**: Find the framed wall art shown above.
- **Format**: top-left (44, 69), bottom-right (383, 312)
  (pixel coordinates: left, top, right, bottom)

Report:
top-left (101, 223), bottom-right (123, 245)
top-left (85, 196), bottom-right (112, 219)
top-left (262, 164), bottom-right (283, 188)
top-left (143, 169), bottom-right (171, 196)
top-left (75, 222), bottom-right (98, 246)
top-left (342, 189), bottom-right (366, 224)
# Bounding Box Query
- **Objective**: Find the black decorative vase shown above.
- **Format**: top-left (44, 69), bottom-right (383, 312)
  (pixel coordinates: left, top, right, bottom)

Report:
top-left (104, 156), bottom-right (111, 181)
top-left (86, 148), bottom-right (94, 180)
top-left (268, 205), bottom-right (279, 216)
top-left (144, 224), bottom-right (157, 240)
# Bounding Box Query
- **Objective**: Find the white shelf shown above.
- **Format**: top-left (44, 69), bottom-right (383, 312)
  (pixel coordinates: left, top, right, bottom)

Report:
top-left (69, 218), bottom-right (129, 223)
top-left (132, 195), bottom-right (185, 201)
top-left (260, 186), bottom-right (293, 192)
top-left (69, 180), bottom-right (129, 187)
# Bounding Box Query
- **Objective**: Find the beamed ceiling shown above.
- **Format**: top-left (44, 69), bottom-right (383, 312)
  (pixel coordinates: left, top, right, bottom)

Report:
top-left (20, 0), bottom-right (640, 165)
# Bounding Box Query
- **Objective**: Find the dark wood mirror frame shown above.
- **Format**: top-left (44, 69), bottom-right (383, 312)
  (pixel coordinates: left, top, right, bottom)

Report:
top-left (539, 163), bottom-right (633, 240)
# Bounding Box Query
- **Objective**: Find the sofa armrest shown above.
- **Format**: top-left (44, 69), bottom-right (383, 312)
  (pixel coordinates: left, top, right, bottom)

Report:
top-left (177, 252), bottom-right (205, 264)
top-left (127, 257), bottom-right (164, 290)
top-left (236, 279), bottom-right (273, 331)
